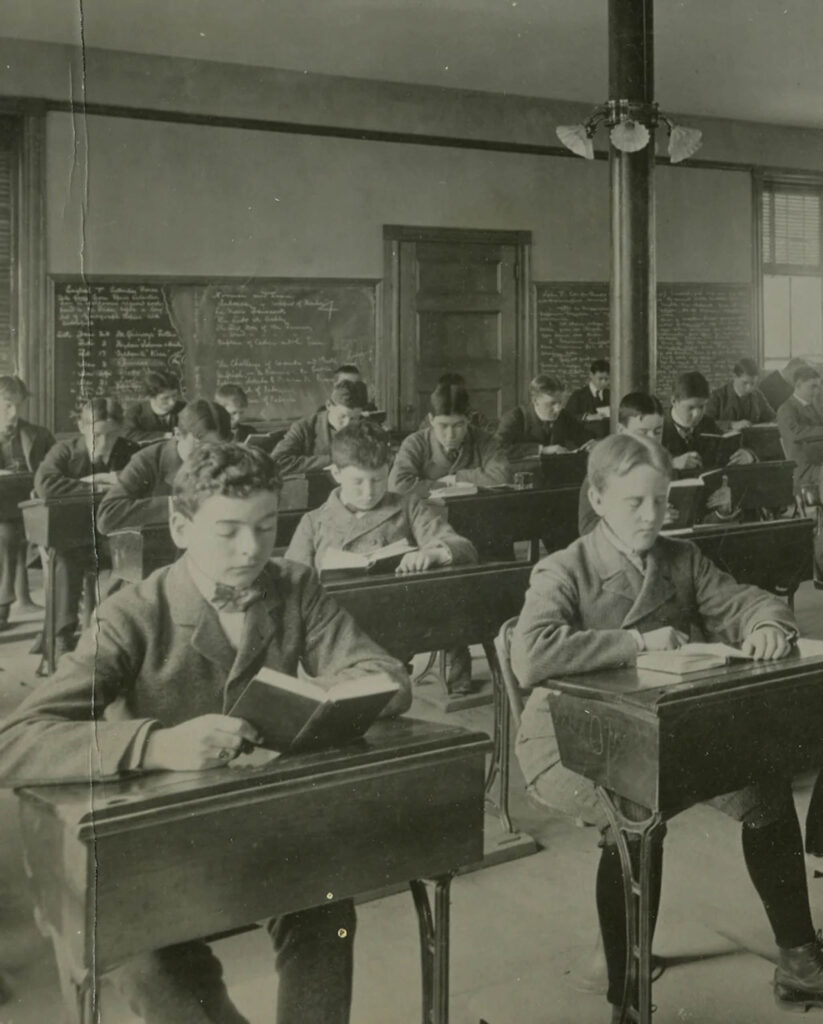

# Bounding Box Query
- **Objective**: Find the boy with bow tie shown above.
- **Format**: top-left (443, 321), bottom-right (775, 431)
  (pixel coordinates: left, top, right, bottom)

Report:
top-left (512, 433), bottom-right (823, 1020)
top-left (0, 442), bottom-right (410, 1023)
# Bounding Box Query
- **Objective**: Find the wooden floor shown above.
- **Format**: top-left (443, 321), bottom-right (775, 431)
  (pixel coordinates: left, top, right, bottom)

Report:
top-left (1, 574), bottom-right (823, 1023)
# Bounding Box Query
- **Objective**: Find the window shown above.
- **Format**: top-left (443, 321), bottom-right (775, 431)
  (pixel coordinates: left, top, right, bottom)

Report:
top-left (758, 177), bottom-right (823, 373)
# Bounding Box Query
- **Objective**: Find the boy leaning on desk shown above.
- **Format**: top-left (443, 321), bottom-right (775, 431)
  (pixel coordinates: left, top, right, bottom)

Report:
top-left (512, 432), bottom-right (823, 1022)
top-left (0, 441), bottom-right (411, 1024)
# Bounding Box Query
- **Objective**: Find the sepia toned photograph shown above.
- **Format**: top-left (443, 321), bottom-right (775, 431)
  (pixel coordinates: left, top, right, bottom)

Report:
top-left (1, 2), bottom-right (823, 1021)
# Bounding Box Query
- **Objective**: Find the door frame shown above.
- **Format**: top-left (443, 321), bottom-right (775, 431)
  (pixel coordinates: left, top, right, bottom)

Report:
top-left (381, 225), bottom-right (533, 428)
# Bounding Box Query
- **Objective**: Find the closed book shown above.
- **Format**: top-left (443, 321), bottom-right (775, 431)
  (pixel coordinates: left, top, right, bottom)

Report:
top-left (428, 482), bottom-right (479, 502)
top-left (318, 539), bottom-right (416, 579)
top-left (666, 478), bottom-right (705, 528)
top-left (697, 431), bottom-right (742, 467)
top-left (229, 666), bottom-right (399, 753)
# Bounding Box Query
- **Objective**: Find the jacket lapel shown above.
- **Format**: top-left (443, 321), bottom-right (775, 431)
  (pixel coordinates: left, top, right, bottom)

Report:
top-left (169, 561), bottom-right (236, 677)
top-left (226, 565), bottom-right (283, 686)
top-left (589, 526), bottom-right (676, 627)
top-left (332, 493), bottom-right (402, 547)
top-left (621, 547), bottom-right (677, 628)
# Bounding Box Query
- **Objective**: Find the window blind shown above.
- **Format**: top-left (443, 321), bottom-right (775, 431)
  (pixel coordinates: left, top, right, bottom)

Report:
top-left (762, 185), bottom-right (821, 270)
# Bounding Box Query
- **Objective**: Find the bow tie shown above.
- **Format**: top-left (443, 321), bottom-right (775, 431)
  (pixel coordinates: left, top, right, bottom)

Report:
top-left (211, 581), bottom-right (267, 613)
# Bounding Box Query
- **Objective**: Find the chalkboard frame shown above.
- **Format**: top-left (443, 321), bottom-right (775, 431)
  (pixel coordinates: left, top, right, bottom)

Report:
top-left (47, 274), bottom-right (382, 431)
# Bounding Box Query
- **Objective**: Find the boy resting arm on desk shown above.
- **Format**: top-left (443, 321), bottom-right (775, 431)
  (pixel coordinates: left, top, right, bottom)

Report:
top-left (0, 441), bottom-right (409, 1024)
top-left (285, 418), bottom-right (477, 573)
top-left (512, 433), bottom-right (822, 1021)
top-left (271, 379), bottom-right (368, 476)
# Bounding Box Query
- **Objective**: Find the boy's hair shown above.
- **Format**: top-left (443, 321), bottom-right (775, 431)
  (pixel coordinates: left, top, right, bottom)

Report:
top-left (331, 419), bottom-right (390, 470)
top-left (672, 371), bottom-right (710, 401)
top-left (177, 399), bottom-right (231, 440)
top-left (588, 433), bottom-right (672, 495)
top-left (733, 358), bottom-right (759, 378)
top-left (617, 392), bottom-right (663, 426)
top-left (0, 375), bottom-right (29, 403)
top-left (214, 383), bottom-right (248, 407)
top-left (144, 370), bottom-right (180, 397)
top-left (173, 442), bottom-right (282, 519)
top-left (437, 372), bottom-right (467, 388)
top-left (528, 374), bottom-right (564, 400)
top-left (430, 382), bottom-right (470, 417)
top-left (590, 358), bottom-right (610, 375)
top-left (793, 365), bottom-right (821, 386)
top-left (328, 380), bottom-right (368, 410)
top-left (332, 364), bottom-right (360, 379)
top-left (79, 397), bottom-right (124, 423)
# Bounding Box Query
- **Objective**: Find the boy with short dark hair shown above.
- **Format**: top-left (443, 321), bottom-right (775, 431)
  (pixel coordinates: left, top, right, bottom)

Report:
top-left (391, 383), bottom-right (510, 497)
top-left (706, 358), bottom-right (775, 430)
top-left (513, 432), bottom-right (823, 1020)
top-left (662, 370), bottom-right (753, 473)
top-left (0, 441), bottom-right (410, 1024)
top-left (124, 370), bottom-right (185, 443)
top-left (776, 365), bottom-right (823, 499)
top-left (564, 358), bottom-right (611, 421)
top-left (416, 373), bottom-right (490, 432)
top-left (214, 383), bottom-right (253, 442)
top-left (33, 397), bottom-right (138, 660)
top-left (495, 375), bottom-right (592, 460)
top-left (273, 380), bottom-right (368, 475)
top-left (97, 398), bottom-right (231, 535)
top-left (0, 375), bottom-right (55, 630)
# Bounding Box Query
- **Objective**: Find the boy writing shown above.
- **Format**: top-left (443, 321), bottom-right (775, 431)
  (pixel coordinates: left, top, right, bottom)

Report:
top-left (513, 433), bottom-right (822, 1020)
top-left (706, 358), bottom-right (775, 430)
top-left (272, 380), bottom-right (368, 475)
top-left (495, 375), bottom-right (593, 460)
top-left (124, 370), bottom-right (185, 443)
top-left (0, 442), bottom-right (410, 1024)
top-left (662, 370), bottom-right (754, 473)
top-left (214, 383), bottom-right (254, 442)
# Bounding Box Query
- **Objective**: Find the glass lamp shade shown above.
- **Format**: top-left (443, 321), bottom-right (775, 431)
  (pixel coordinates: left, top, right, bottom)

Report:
top-left (609, 120), bottom-right (650, 153)
top-left (668, 125), bottom-right (703, 163)
top-left (556, 124), bottom-right (595, 160)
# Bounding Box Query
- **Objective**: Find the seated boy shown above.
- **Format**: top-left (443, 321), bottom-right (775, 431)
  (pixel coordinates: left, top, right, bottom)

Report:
top-left (706, 358), bottom-right (775, 430)
top-left (0, 375), bottom-right (56, 630)
top-left (416, 373), bottom-right (490, 432)
top-left (578, 392), bottom-right (732, 535)
top-left (0, 441), bottom-right (410, 1024)
top-left (513, 433), bottom-right (821, 1020)
top-left (662, 370), bottom-right (754, 474)
top-left (272, 380), bottom-right (367, 475)
top-left (776, 364), bottom-right (823, 501)
top-left (97, 399), bottom-right (230, 535)
top-left (124, 370), bottom-right (186, 443)
top-left (286, 419), bottom-right (478, 694)
top-left (391, 382), bottom-right (511, 497)
top-left (564, 358), bottom-right (611, 422)
top-left (495, 375), bottom-right (593, 461)
top-left (214, 383), bottom-right (254, 443)
top-left (33, 397), bottom-right (138, 661)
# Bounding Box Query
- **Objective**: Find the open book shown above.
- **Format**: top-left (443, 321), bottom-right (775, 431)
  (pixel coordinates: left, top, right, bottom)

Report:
top-left (229, 666), bottom-right (399, 753)
top-left (428, 482), bottom-right (478, 502)
top-left (637, 642), bottom-right (754, 675)
top-left (318, 539), bottom-right (416, 579)
top-left (696, 430), bottom-right (742, 468)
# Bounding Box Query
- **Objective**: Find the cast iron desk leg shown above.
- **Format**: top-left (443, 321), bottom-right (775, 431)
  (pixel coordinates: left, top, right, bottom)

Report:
top-left (410, 876), bottom-right (452, 1024)
top-left (42, 546), bottom-right (56, 676)
top-left (482, 640), bottom-right (514, 833)
top-left (596, 787), bottom-right (665, 1024)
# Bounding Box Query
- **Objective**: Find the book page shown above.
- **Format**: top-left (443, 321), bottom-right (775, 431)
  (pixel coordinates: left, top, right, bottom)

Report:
top-left (327, 675), bottom-right (400, 700)
top-left (254, 665), bottom-right (327, 700)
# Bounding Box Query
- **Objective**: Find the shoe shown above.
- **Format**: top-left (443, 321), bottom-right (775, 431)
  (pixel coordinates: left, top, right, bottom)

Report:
top-left (774, 937), bottom-right (823, 1010)
top-left (444, 647), bottom-right (473, 695)
top-left (0, 603), bottom-right (9, 632)
top-left (34, 633), bottom-right (78, 677)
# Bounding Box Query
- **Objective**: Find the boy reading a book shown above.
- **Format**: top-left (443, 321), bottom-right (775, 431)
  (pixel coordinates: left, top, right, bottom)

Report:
top-left (662, 370), bottom-right (754, 473)
top-left (495, 374), bottom-right (594, 460)
top-left (0, 441), bottom-right (410, 1024)
top-left (124, 369), bottom-right (186, 443)
top-left (390, 382), bottom-right (511, 497)
top-left (273, 380), bottom-right (368, 475)
top-left (214, 383), bottom-right (254, 442)
top-left (706, 358), bottom-right (775, 430)
top-left (564, 358), bottom-right (611, 422)
top-left (513, 433), bottom-right (823, 1019)
top-left (97, 399), bottom-right (231, 535)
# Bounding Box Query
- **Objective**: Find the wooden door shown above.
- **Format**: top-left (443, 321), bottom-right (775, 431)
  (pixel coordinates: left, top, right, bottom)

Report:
top-left (383, 228), bottom-right (531, 433)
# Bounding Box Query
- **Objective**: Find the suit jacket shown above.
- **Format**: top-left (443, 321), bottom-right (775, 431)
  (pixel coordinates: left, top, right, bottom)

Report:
top-left (96, 438), bottom-right (182, 535)
top-left (0, 419), bottom-right (55, 474)
top-left (495, 405), bottom-right (587, 460)
top-left (512, 523), bottom-right (796, 788)
top-left (271, 411), bottom-right (334, 475)
top-left (285, 489), bottom-right (478, 570)
top-left (564, 385), bottom-right (611, 420)
top-left (388, 425), bottom-right (511, 496)
top-left (231, 422), bottom-right (256, 444)
top-left (34, 435), bottom-right (139, 499)
top-left (661, 411), bottom-right (721, 459)
top-left (123, 398), bottom-right (186, 443)
top-left (0, 556), bottom-right (410, 784)
top-left (776, 395), bottom-right (823, 488)
top-left (706, 382), bottom-right (775, 429)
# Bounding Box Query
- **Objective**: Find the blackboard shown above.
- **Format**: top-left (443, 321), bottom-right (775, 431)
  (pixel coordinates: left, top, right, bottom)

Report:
top-left (51, 277), bottom-right (378, 431)
top-left (535, 281), bottom-right (753, 397)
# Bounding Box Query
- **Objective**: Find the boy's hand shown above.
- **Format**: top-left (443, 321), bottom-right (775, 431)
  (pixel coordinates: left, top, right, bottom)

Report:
top-left (396, 550), bottom-right (435, 574)
top-left (742, 626), bottom-right (792, 661)
top-left (539, 444), bottom-right (569, 455)
top-left (706, 477), bottom-right (732, 514)
top-left (672, 452), bottom-right (702, 471)
top-left (728, 447), bottom-right (755, 466)
top-left (143, 715), bottom-right (262, 771)
top-left (663, 503), bottom-right (680, 526)
top-left (641, 627), bottom-right (689, 651)
top-left (438, 474), bottom-right (457, 486)
top-left (730, 419), bottom-right (752, 430)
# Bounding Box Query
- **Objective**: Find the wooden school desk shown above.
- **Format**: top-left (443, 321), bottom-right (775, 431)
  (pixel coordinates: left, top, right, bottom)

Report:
top-left (20, 494), bottom-right (105, 674)
top-left (0, 471), bottom-right (34, 520)
top-left (326, 562), bottom-right (533, 835)
top-left (546, 641), bottom-right (823, 1024)
top-left (17, 718), bottom-right (490, 1024)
